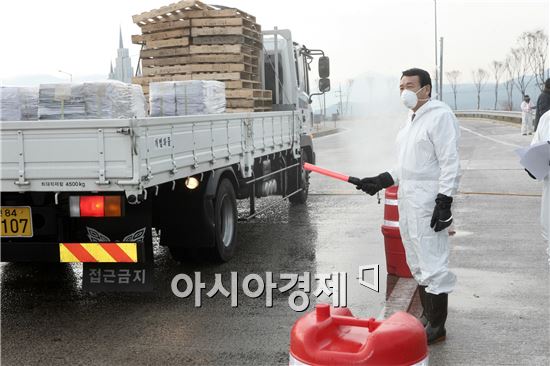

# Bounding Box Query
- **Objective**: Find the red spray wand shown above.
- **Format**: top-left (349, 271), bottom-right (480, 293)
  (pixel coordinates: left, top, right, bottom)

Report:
top-left (303, 163), bottom-right (361, 186)
top-left (304, 163), bottom-right (382, 203)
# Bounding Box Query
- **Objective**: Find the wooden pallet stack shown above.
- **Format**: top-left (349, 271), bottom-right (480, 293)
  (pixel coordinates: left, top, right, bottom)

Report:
top-left (131, 0), bottom-right (272, 113)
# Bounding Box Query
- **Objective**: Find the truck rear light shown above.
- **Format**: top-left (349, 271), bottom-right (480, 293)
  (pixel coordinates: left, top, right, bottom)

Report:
top-left (69, 196), bottom-right (80, 217)
top-left (104, 196), bottom-right (122, 217)
top-left (80, 196), bottom-right (104, 217)
top-left (69, 196), bottom-right (122, 217)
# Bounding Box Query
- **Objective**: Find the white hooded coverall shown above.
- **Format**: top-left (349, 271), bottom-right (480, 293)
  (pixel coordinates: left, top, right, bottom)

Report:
top-left (389, 100), bottom-right (461, 295)
top-left (531, 110), bottom-right (550, 264)
top-left (521, 100), bottom-right (534, 135)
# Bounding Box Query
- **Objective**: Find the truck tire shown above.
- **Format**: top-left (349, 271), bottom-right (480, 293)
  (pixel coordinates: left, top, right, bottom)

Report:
top-left (289, 149), bottom-right (310, 204)
top-left (209, 178), bottom-right (238, 262)
top-left (163, 177), bottom-right (237, 263)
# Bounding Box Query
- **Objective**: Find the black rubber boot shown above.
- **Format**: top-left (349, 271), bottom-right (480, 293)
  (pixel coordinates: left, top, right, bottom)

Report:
top-left (425, 292), bottom-right (448, 345)
top-left (417, 285), bottom-right (428, 327)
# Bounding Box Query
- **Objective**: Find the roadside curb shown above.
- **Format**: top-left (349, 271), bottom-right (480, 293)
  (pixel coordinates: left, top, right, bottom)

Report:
top-left (378, 276), bottom-right (418, 320)
top-left (311, 128), bottom-right (345, 138)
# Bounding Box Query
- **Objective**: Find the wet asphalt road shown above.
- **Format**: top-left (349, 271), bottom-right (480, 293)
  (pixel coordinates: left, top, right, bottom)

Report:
top-left (1, 117), bottom-right (404, 366)
top-left (3, 115), bottom-right (541, 365)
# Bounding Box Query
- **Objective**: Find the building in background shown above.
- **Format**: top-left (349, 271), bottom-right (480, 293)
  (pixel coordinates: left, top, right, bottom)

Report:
top-left (108, 28), bottom-right (133, 83)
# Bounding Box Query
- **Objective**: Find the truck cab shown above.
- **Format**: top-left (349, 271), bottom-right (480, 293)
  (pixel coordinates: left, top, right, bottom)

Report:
top-left (262, 29), bottom-right (330, 135)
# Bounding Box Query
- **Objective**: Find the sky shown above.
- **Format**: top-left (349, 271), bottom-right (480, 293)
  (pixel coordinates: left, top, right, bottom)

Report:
top-left (0, 0), bottom-right (548, 86)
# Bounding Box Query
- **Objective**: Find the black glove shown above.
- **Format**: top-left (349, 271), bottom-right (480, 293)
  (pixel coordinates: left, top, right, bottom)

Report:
top-left (355, 172), bottom-right (394, 196)
top-left (525, 169), bottom-right (537, 180)
top-left (430, 194), bottom-right (453, 232)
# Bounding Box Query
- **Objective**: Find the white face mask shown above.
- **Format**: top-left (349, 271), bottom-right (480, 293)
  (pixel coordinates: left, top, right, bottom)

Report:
top-left (400, 86), bottom-right (428, 109)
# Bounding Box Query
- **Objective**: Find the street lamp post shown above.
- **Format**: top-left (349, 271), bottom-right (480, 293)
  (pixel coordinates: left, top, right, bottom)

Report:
top-left (58, 70), bottom-right (73, 83)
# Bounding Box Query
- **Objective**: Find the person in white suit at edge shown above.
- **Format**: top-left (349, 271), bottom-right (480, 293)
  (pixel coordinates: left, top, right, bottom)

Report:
top-left (527, 110), bottom-right (550, 265)
top-left (355, 68), bottom-right (461, 345)
top-left (521, 95), bottom-right (535, 135)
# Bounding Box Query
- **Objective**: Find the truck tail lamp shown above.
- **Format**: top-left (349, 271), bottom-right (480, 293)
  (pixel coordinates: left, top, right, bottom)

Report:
top-left (70, 196), bottom-right (122, 217)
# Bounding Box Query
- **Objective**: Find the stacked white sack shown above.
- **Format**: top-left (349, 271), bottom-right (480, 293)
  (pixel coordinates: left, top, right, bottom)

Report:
top-left (130, 84), bottom-right (147, 118)
top-left (84, 81), bottom-right (148, 119)
top-left (83, 81), bottom-right (131, 119)
top-left (150, 82), bottom-right (175, 117)
top-left (38, 83), bottom-right (86, 120)
top-left (0, 86), bottom-right (39, 121)
top-left (149, 80), bottom-right (226, 117)
top-left (39, 82), bottom-right (148, 120)
top-left (20, 87), bottom-right (39, 120)
top-left (174, 80), bottom-right (226, 115)
top-left (0, 87), bottom-right (21, 121)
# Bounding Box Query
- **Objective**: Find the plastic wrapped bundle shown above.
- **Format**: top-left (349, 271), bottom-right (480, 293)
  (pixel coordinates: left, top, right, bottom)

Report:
top-left (39, 81), bottom-right (148, 120)
top-left (130, 84), bottom-right (147, 118)
top-left (150, 80), bottom-right (226, 117)
top-left (38, 83), bottom-right (86, 120)
top-left (20, 87), bottom-right (39, 120)
top-left (175, 80), bottom-right (226, 115)
top-left (150, 82), bottom-right (177, 117)
top-left (0, 86), bottom-right (38, 121)
top-left (83, 81), bottom-right (131, 119)
top-left (85, 82), bottom-right (147, 119)
top-left (0, 87), bottom-right (21, 121)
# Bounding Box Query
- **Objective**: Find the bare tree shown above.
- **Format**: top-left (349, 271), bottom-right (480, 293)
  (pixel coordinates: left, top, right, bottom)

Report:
top-left (445, 70), bottom-right (461, 110)
top-left (509, 41), bottom-right (533, 97)
top-left (503, 56), bottom-right (516, 110)
top-left (472, 68), bottom-right (488, 110)
top-left (490, 61), bottom-right (504, 110)
top-left (523, 30), bottom-right (549, 91)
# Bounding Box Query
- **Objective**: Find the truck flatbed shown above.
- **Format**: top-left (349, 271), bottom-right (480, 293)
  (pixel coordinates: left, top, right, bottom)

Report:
top-left (1, 111), bottom-right (299, 199)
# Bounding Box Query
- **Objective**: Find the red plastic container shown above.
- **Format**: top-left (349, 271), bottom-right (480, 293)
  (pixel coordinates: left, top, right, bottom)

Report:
top-left (289, 304), bottom-right (429, 366)
top-left (382, 186), bottom-right (412, 278)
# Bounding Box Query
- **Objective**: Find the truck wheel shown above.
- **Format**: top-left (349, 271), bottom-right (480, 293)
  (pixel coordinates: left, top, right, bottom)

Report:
top-left (289, 150), bottom-right (310, 204)
top-left (209, 178), bottom-right (238, 262)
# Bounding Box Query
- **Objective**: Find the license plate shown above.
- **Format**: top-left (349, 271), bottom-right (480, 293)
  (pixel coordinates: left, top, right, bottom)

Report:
top-left (0, 206), bottom-right (33, 237)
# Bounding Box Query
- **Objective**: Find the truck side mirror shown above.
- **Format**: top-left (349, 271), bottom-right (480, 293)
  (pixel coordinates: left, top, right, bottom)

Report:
top-left (319, 78), bottom-right (330, 93)
top-left (318, 56), bottom-right (330, 78)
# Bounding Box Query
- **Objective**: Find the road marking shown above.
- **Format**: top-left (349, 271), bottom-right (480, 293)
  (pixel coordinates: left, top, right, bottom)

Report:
top-left (460, 125), bottom-right (521, 148)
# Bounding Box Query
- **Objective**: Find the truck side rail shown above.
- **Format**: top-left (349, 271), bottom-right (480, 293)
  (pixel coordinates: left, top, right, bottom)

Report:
top-left (0, 111), bottom-right (300, 198)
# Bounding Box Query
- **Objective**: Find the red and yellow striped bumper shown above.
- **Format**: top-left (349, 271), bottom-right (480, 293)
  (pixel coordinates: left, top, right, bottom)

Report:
top-left (59, 243), bottom-right (138, 263)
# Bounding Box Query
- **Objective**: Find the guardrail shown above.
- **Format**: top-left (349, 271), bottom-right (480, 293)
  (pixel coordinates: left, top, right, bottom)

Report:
top-left (455, 110), bottom-right (522, 124)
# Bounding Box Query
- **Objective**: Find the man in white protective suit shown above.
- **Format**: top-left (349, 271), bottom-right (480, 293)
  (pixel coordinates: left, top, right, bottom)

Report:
top-left (356, 68), bottom-right (461, 345)
top-left (520, 95), bottom-right (534, 135)
top-left (528, 110), bottom-right (550, 265)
